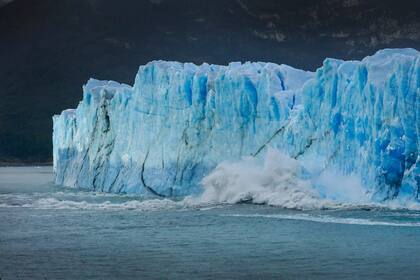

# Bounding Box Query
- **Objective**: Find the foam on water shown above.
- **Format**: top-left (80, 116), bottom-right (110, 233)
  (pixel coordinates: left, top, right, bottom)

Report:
top-left (222, 213), bottom-right (420, 227)
top-left (26, 197), bottom-right (181, 211)
top-left (0, 191), bottom-right (183, 211)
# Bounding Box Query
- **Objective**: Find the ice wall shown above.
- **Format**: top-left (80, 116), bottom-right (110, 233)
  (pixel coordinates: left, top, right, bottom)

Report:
top-left (275, 49), bottom-right (419, 200)
top-left (53, 49), bottom-right (419, 201)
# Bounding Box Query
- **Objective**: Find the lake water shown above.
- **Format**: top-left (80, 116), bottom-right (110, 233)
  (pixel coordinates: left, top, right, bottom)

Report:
top-left (1, 167), bottom-right (420, 279)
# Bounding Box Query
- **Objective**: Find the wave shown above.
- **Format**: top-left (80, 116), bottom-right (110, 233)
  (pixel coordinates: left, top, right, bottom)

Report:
top-left (0, 191), bottom-right (183, 211)
top-left (0, 191), bottom-right (217, 211)
top-left (26, 197), bottom-right (181, 211)
top-left (1, 197), bottom-right (181, 211)
top-left (222, 213), bottom-right (420, 227)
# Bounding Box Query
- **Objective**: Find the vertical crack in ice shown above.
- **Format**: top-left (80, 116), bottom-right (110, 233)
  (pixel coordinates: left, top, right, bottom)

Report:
top-left (109, 166), bottom-right (122, 192)
top-left (174, 123), bottom-right (190, 185)
top-left (141, 149), bottom-right (166, 198)
top-left (93, 98), bottom-right (116, 191)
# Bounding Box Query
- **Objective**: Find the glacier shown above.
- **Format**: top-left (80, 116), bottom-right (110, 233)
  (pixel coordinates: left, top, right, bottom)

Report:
top-left (53, 48), bottom-right (420, 203)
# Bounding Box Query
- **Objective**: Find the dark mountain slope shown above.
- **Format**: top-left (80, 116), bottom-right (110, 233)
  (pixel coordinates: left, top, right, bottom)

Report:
top-left (0, 0), bottom-right (419, 163)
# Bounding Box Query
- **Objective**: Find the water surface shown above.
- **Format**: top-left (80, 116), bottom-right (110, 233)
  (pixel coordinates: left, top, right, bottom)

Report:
top-left (1, 167), bottom-right (420, 279)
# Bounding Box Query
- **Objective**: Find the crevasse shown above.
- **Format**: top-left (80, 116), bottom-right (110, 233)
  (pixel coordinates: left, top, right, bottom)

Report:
top-left (53, 48), bottom-right (419, 201)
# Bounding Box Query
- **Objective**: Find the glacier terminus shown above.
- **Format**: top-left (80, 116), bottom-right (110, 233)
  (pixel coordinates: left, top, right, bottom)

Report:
top-left (53, 48), bottom-right (419, 204)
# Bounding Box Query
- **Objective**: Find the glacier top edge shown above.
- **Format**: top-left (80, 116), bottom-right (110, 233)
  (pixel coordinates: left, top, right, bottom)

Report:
top-left (55, 47), bottom-right (419, 121)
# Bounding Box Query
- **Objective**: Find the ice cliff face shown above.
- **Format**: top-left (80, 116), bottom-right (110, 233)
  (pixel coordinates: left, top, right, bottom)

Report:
top-left (274, 49), bottom-right (419, 201)
top-left (53, 48), bottom-right (419, 201)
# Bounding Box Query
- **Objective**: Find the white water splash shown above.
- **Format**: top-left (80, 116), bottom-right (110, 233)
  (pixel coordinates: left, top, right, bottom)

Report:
top-left (192, 148), bottom-right (344, 210)
top-left (313, 170), bottom-right (370, 203)
top-left (191, 148), bottom-right (420, 210)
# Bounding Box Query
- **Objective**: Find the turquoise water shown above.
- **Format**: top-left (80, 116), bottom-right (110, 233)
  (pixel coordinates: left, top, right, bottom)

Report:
top-left (1, 167), bottom-right (420, 279)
